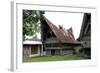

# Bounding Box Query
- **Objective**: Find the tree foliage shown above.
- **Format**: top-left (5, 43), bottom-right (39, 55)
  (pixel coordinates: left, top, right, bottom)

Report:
top-left (23, 10), bottom-right (41, 38)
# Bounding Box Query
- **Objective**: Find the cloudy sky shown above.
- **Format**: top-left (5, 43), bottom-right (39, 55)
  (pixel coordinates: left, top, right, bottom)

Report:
top-left (44, 11), bottom-right (84, 39)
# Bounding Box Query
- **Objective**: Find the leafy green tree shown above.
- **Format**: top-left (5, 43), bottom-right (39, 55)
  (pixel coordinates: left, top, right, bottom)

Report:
top-left (23, 10), bottom-right (41, 40)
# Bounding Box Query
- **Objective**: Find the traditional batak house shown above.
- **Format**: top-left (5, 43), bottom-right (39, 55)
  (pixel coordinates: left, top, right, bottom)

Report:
top-left (41, 16), bottom-right (81, 56)
top-left (77, 13), bottom-right (91, 59)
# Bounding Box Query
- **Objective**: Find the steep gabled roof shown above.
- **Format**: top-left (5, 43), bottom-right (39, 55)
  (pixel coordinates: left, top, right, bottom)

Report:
top-left (78, 13), bottom-right (91, 40)
top-left (67, 27), bottom-right (75, 40)
top-left (43, 16), bottom-right (80, 44)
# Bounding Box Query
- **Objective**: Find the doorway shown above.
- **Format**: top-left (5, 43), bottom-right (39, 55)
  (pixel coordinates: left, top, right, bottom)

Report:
top-left (51, 50), bottom-right (55, 56)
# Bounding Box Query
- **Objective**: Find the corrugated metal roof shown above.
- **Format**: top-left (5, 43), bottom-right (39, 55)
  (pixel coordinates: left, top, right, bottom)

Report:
top-left (23, 38), bottom-right (42, 45)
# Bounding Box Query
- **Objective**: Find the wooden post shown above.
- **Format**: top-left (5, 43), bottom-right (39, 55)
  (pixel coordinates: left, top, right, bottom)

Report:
top-left (37, 45), bottom-right (40, 56)
top-left (40, 45), bottom-right (43, 56)
top-left (29, 46), bottom-right (31, 57)
top-left (60, 49), bottom-right (63, 55)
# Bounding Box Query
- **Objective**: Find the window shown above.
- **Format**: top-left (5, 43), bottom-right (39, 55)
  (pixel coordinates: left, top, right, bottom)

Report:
top-left (31, 46), bottom-right (38, 54)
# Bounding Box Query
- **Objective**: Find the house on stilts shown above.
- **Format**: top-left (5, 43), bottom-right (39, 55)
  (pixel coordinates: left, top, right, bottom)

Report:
top-left (41, 16), bottom-right (81, 56)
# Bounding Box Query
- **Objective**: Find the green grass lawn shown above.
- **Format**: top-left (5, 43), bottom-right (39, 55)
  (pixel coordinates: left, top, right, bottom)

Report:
top-left (24, 55), bottom-right (84, 62)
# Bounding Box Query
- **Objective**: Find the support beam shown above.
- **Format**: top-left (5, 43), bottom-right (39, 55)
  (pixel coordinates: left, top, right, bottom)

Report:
top-left (41, 45), bottom-right (43, 56)
top-left (60, 49), bottom-right (63, 55)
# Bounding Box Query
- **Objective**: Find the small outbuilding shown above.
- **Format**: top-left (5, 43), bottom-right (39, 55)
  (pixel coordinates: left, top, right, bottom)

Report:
top-left (23, 38), bottom-right (43, 61)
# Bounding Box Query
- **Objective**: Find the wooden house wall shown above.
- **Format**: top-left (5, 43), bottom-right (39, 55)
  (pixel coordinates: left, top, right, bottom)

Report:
top-left (23, 45), bottom-right (31, 61)
top-left (41, 17), bottom-right (76, 56)
top-left (23, 45), bottom-right (41, 61)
